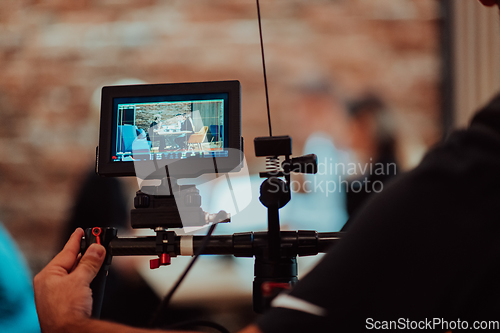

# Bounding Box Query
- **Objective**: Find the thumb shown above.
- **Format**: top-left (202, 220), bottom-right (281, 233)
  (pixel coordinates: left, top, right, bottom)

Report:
top-left (73, 244), bottom-right (106, 283)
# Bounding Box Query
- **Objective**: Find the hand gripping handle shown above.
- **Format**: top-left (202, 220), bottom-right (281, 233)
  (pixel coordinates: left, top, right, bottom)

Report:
top-left (82, 227), bottom-right (117, 318)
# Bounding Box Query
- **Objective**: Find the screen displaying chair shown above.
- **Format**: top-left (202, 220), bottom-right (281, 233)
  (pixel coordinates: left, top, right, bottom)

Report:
top-left (188, 126), bottom-right (208, 151)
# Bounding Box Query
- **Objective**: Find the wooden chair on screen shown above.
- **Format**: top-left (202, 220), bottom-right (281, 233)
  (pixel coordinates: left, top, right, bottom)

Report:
top-left (188, 126), bottom-right (208, 151)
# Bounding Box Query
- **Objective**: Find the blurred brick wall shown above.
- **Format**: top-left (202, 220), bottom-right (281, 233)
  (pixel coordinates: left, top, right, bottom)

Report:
top-left (0, 0), bottom-right (441, 271)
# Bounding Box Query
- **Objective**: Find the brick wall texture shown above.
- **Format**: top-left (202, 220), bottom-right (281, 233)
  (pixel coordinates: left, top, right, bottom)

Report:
top-left (0, 0), bottom-right (441, 271)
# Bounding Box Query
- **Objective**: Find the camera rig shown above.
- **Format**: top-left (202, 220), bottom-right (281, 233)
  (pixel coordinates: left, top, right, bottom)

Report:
top-left (82, 134), bottom-right (343, 323)
top-left (82, 2), bottom-right (345, 328)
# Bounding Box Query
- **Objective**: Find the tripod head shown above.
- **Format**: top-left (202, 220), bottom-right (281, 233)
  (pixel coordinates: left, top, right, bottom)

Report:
top-left (131, 176), bottom-right (230, 230)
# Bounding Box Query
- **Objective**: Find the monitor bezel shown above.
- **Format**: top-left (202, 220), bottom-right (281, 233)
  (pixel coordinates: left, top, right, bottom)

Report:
top-left (97, 80), bottom-right (242, 178)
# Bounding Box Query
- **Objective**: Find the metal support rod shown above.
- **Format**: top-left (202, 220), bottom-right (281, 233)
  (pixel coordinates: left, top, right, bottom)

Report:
top-left (267, 208), bottom-right (281, 261)
top-left (99, 231), bottom-right (343, 257)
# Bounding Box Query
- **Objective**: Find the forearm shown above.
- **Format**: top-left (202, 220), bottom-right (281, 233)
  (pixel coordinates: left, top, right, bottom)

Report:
top-left (63, 319), bottom-right (262, 333)
top-left (61, 318), bottom-right (202, 333)
top-left (238, 324), bottom-right (262, 333)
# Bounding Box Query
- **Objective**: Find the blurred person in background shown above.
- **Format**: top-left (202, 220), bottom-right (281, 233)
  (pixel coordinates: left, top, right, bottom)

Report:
top-left (343, 94), bottom-right (399, 219)
top-left (174, 113), bottom-right (195, 150)
top-left (0, 222), bottom-right (40, 332)
top-left (149, 114), bottom-right (165, 151)
top-left (281, 78), bottom-right (350, 232)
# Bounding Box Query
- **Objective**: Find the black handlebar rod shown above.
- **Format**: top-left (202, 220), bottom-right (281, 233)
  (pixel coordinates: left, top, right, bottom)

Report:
top-left (103, 231), bottom-right (343, 258)
top-left (82, 229), bottom-right (343, 318)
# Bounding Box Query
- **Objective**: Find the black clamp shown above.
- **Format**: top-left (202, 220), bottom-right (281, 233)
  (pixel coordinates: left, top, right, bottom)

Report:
top-left (150, 230), bottom-right (177, 269)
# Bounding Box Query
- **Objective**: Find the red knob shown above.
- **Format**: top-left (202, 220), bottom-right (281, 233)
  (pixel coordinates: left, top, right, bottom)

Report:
top-left (150, 258), bottom-right (160, 269)
top-left (160, 253), bottom-right (171, 265)
top-left (150, 254), bottom-right (171, 269)
top-left (261, 282), bottom-right (291, 297)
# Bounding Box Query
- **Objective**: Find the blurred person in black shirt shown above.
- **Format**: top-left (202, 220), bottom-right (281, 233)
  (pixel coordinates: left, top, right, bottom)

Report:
top-left (174, 113), bottom-right (195, 149)
top-left (343, 94), bottom-right (399, 218)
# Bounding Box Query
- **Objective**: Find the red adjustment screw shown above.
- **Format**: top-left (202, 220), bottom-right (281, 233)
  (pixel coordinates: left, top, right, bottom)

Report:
top-left (160, 253), bottom-right (171, 265)
top-left (261, 282), bottom-right (291, 297)
top-left (150, 253), bottom-right (171, 269)
top-left (92, 227), bottom-right (102, 245)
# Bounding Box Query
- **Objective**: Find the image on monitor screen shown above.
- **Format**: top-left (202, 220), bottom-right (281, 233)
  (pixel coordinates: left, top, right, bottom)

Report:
top-left (97, 80), bottom-right (240, 178)
top-left (112, 94), bottom-right (229, 163)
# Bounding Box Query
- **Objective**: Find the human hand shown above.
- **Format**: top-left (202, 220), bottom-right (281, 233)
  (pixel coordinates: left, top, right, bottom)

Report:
top-left (34, 228), bottom-right (106, 333)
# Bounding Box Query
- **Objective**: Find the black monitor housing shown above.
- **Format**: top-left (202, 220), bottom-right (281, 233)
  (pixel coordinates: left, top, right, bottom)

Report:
top-left (97, 80), bottom-right (242, 179)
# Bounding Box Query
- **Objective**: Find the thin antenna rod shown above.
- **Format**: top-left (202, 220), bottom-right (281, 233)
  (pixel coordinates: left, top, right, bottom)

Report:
top-left (256, 0), bottom-right (273, 137)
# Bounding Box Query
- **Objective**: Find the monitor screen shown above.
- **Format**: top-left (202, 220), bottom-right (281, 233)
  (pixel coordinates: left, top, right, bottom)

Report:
top-left (113, 94), bottom-right (228, 162)
top-left (97, 81), bottom-right (242, 178)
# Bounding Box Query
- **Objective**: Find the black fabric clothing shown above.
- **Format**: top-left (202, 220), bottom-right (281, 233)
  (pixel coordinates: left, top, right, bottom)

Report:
top-left (148, 121), bottom-right (167, 150)
top-left (180, 117), bottom-right (194, 132)
top-left (149, 121), bottom-right (159, 136)
top-left (149, 121), bottom-right (166, 150)
top-left (345, 154), bottom-right (398, 219)
top-left (175, 117), bottom-right (194, 148)
top-left (257, 94), bottom-right (500, 332)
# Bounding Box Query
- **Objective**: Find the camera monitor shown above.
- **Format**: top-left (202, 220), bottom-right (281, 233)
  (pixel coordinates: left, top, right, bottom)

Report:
top-left (97, 80), bottom-right (242, 179)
